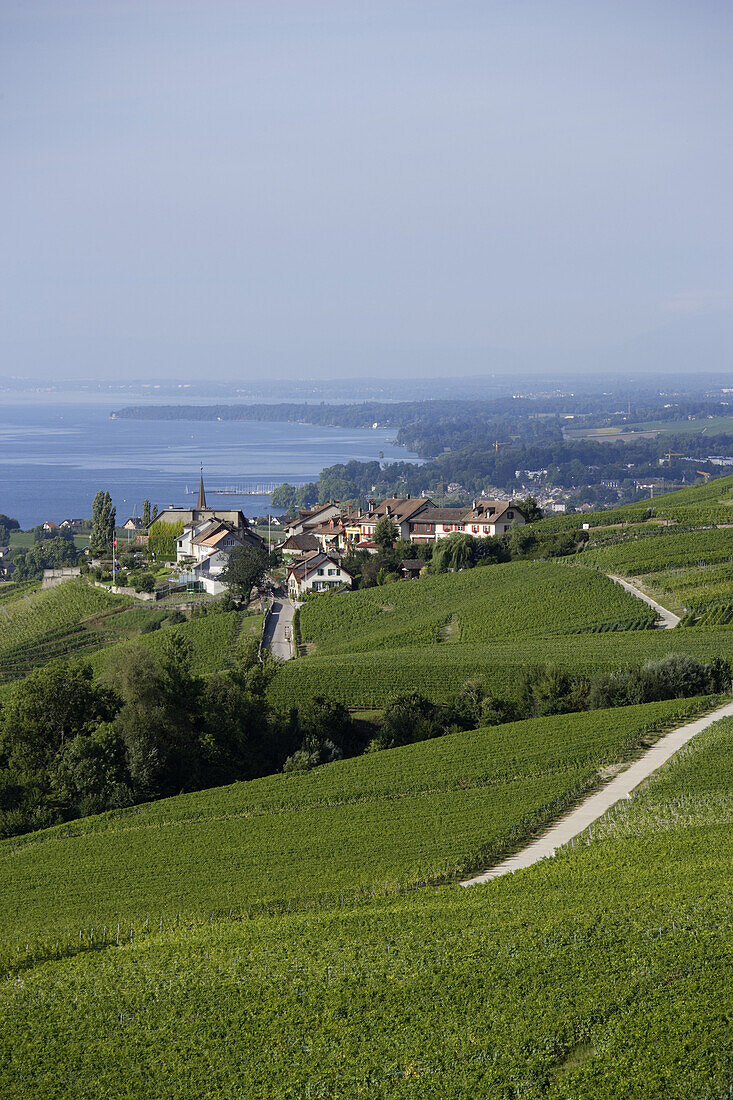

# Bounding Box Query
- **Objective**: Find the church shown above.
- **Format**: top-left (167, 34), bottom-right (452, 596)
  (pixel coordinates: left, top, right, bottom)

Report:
top-left (153, 471), bottom-right (263, 548)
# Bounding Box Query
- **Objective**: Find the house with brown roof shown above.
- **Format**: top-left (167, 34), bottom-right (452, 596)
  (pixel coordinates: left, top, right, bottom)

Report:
top-left (287, 553), bottom-right (353, 598)
top-left (283, 503), bottom-right (342, 539)
top-left (154, 471), bottom-right (262, 544)
top-left (279, 533), bottom-right (321, 559)
top-left (351, 497), bottom-right (435, 544)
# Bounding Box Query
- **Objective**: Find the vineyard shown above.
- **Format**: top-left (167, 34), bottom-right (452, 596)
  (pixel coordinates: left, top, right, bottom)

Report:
top-left (89, 608), bottom-right (259, 680)
top-left (534, 473), bottom-right (733, 532)
top-left (0, 581), bottom-right (131, 683)
top-left (578, 527), bottom-right (733, 620)
top-left (269, 623), bottom-right (733, 708)
top-left (581, 525), bottom-right (733, 575)
top-left (297, 561), bottom-right (658, 658)
top-left (1, 710), bottom-right (732, 1097)
top-left (0, 696), bottom-right (714, 943)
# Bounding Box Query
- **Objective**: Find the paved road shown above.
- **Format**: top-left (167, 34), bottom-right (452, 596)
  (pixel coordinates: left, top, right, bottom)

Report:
top-left (608, 573), bottom-right (682, 628)
top-left (261, 597), bottom-right (299, 660)
top-left (461, 699), bottom-right (733, 886)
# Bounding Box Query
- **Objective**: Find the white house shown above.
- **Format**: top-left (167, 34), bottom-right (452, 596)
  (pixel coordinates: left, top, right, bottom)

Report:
top-left (176, 518), bottom-right (253, 595)
top-left (287, 553), bottom-right (353, 598)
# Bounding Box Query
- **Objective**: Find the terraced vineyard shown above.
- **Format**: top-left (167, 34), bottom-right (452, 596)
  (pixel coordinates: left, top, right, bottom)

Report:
top-left (581, 526), bottom-right (733, 575)
top-left (2, 707), bottom-right (732, 1097)
top-left (297, 561), bottom-right (657, 658)
top-left (0, 581), bottom-right (131, 683)
top-left (0, 697), bottom-right (708, 943)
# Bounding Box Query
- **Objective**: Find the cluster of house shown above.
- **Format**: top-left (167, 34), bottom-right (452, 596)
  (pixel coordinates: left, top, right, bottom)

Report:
top-left (280, 495), bottom-right (527, 597)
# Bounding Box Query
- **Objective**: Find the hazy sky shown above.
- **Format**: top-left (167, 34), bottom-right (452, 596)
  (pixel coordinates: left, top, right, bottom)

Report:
top-left (2, 1), bottom-right (732, 381)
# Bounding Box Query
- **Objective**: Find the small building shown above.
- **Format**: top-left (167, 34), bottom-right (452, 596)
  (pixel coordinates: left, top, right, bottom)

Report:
top-left (279, 533), bottom-right (321, 559)
top-left (60, 518), bottom-right (85, 530)
top-left (400, 558), bottom-right (425, 579)
top-left (42, 521), bottom-right (59, 533)
top-left (287, 554), bottom-right (353, 598)
top-left (123, 516), bottom-right (144, 531)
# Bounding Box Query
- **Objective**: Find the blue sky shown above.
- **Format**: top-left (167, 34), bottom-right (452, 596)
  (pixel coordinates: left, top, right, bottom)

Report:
top-left (1, 1), bottom-right (731, 380)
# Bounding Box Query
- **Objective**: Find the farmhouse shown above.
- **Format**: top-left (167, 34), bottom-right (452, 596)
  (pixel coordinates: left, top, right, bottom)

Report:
top-left (287, 553), bottom-right (353, 598)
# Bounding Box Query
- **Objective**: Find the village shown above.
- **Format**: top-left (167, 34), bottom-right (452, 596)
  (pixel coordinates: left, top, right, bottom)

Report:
top-left (149, 472), bottom-right (528, 597)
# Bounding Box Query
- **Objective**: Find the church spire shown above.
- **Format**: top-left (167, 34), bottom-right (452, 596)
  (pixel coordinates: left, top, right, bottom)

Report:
top-left (196, 466), bottom-right (207, 510)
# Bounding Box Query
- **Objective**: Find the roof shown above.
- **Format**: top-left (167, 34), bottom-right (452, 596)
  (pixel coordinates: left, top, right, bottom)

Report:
top-left (400, 558), bottom-right (425, 570)
top-left (413, 507), bottom-right (467, 525)
top-left (281, 533), bottom-right (320, 552)
top-left (370, 498), bottom-right (432, 522)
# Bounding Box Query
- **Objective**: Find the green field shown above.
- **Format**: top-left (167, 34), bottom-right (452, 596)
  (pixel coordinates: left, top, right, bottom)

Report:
top-left (89, 607), bottom-right (260, 680)
top-left (2, 707), bottom-right (732, 1097)
top-left (0, 697), bottom-right (709, 945)
top-left (297, 561), bottom-right (657, 658)
top-left (628, 414), bottom-right (733, 435)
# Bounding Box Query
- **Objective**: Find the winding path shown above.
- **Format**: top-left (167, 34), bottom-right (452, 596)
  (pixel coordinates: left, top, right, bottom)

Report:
top-left (608, 573), bottom-right (681, 628)
top-left (461, 699), bottom-right (733, 886)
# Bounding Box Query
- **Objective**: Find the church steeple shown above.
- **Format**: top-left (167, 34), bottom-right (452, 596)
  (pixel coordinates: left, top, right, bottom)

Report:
top-left (196, 466), bottom-right (207, 510)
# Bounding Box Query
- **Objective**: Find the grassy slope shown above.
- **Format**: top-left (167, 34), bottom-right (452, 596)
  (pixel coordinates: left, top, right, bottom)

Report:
top-left (2, 712), bottom-right (733, 1097)
top-left (0, 697), bottom-right (714, 943)
top-left (297, 561), bottom-right (657, 657)
top-left (580, 527), bottom-right (733, 617)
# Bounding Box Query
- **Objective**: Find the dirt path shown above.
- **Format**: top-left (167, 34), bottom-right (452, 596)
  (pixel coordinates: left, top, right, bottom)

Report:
top-left (262, 597), bottom-right (299, 660)
top-left (461, 699), bottom-right (733, 886)
top-left (608, 573), bottom-right (682, 628)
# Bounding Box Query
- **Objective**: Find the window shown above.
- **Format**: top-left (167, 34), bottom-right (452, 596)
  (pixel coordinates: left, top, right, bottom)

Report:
top-left (328, 568), bottom-right (335, 575)
top-left (472, 525), bottom-right (478, 533)
top-left (483, 525), bottom-right (490, 533)
top-left (317, 568), bottom-right (324, 575)
top-left (507, 511), bottom-right (514, 519)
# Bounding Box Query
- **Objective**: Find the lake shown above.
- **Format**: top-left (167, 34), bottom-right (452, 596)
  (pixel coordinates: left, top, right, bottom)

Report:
top-left (0, 399), bottom-right (418, 529)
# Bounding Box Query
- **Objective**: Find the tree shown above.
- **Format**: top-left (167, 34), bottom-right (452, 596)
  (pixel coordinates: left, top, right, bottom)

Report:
top-left (432, 533), bottom-right (477, 572)
top-left (374, 515), bottom-right (399, 550)
top-left (270, 483), bottom-right (297, 512)
top-left (90, 490), bottom-right (116, 553)
top-left (142, 499), bottom-right (151, 527)
top-left (147, 520), bottom-right (183, 561)
top-left (220, 544), bottom-right (269, 602)
top-left (516, 496), bottom-right (543, 523)
top-left (152, 504), bottom-right (159, 521)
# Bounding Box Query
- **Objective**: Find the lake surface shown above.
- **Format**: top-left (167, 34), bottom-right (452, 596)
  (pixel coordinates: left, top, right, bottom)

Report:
top-left (0, 400), bottom-right (417, 528)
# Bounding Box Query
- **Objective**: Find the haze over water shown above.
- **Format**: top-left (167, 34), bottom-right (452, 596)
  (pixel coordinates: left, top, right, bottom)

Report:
top-left (0, 400), bottom-right (416, 529)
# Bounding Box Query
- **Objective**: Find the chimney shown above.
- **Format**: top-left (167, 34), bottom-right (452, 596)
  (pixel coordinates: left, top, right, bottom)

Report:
top-left (385, 504), bottom-right (391, 516)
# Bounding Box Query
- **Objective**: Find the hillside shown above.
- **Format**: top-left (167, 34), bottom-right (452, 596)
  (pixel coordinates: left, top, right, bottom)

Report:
top-left (535, 472), bottom-right (733, 531)
top-left (296, 561), bottom-right (657, 658)
top-left (0, 580), bottom-right (131, 683)
top-left (0, 697), bottom-right (710, 945)
top-left (274, 561), bottom-right (668, 707)
top-left (2, 706), bottom-right (732, 1097)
